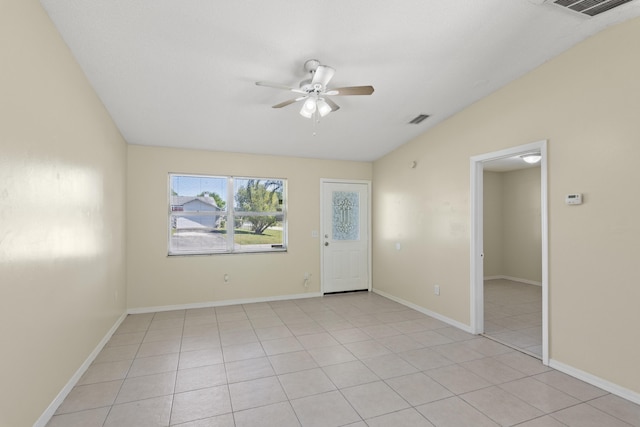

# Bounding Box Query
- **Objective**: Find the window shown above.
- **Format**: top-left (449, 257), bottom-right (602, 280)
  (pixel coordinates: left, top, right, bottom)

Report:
top-left (169, 174), bottom-right (286, 255)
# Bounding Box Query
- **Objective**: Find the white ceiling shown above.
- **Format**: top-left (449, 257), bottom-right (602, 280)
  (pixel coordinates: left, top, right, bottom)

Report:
top-left (39, 0), bottom-right (640, 162)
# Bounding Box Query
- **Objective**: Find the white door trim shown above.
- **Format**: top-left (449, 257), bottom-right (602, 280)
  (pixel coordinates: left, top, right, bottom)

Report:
top-left (320, 178), bottom-right (372, 294)
top-left (470, 140), bottom-right (549, 365)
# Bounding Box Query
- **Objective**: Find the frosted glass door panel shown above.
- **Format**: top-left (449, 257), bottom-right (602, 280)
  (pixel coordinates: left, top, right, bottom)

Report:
top-left (332, 191), bottom-right (360, 241)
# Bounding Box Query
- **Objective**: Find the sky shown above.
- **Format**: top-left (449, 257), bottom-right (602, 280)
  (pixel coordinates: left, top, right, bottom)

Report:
top-left (171, 175), bottom-right (277, 197)
top-left (171, 175), bottom-right (227, 197)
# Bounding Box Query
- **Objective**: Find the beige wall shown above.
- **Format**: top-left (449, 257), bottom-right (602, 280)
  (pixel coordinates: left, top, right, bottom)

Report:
top-left (502, 167), bottom-right (542, 283)
top-left (0, 1), bottom-right (127, 426)
top-left (127, 145), bottom-right (372, 309)
top-left (483, 171), bottom-right (504, 277)
top-left (373, 17), bottom-right (640, 395)
top-left (484, 168), bottom-right (541, 283)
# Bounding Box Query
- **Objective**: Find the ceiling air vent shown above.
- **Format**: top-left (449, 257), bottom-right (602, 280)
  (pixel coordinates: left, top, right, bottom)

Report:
top-left (551, 0), bottom-right (635, 16)
top-left (408, 114), bottom-right (430, 124)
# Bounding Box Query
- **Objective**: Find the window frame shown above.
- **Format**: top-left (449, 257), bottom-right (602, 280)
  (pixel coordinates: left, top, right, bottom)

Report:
top-left (168, 173), bottom-right (287, 256)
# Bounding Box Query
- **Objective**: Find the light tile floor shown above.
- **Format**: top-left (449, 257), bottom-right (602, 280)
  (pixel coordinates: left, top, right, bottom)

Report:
top-left (485, 279), bottom-right (543, 358)
top-left (47, 292), bottom-right (640, 426)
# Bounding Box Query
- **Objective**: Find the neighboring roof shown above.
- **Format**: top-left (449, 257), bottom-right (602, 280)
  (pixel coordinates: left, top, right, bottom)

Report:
top-left (171, 196), bottom-right (219, 209)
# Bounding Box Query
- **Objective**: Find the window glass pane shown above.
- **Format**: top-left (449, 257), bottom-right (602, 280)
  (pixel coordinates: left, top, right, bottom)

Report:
top-left (233, 178), bottom-right (285, 251)
top-left (171, 175), bottom-right (227, 212)
top-left (169, 174), bottom-right (286, 255)
top-left (234, 178), bottom-right (284, 213)
top-left (170, 214), bottom-right (227, 253)
top-left (234, 178), bottom-right (283, 227)
top-left (233, 224), bottom-right (284, 251)
top-left (170, 175), bottom-right (227, 254)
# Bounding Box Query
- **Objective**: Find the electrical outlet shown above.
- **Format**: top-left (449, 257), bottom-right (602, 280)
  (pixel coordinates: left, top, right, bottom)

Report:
top-left (303, 272), bottom-right (311, 288)
top-left (434, 285), bottom-right (440, 296)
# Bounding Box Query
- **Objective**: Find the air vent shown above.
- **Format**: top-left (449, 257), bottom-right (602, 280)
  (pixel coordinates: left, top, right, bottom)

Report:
top-left (551, 0), bottom-right (635, 16)
top-left (408, 114), bottom-right (430, 124)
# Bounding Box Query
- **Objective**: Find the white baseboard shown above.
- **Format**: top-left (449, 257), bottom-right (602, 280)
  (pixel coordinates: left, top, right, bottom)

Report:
top-left (372, 288), bottom-right (474, 334)
top-left (373, 288), bottom-right (640, 406)
top-left (549, 359), bottom-right (640, 405)
top-left (35, 290), bottom-right (640, 425)
top-left (484, 275), bottom-right (542, 287)
top-left (128, 292), bottom-right (323, 314)
top-left (34, 311), bottom-right (128, 427)
top-left (36, 291), bottom-right (322, 425)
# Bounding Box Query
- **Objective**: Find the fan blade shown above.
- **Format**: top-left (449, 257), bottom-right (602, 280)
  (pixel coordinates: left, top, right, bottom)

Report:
top-left (311, 65), bottom-right (336, 89)
top-left (325, 86), bottom-right (374, 96)
top-left (272, 97), bottom-right (306, 108)
top-left (324, 97), bottom-right (340, 112)
top-left (256, 81), bottom-right (292, 90)
top-left (256, 81), bottom-right (306, 94)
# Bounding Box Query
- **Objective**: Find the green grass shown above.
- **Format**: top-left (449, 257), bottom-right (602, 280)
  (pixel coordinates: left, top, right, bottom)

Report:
top-left (233, 228), bottom-right (282, 245)
top-left (173, 227), bottom-right (282, 245)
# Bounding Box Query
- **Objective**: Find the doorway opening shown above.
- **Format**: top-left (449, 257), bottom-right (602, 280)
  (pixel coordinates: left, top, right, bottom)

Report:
top-left (470, 141), bottom-right (549, 365)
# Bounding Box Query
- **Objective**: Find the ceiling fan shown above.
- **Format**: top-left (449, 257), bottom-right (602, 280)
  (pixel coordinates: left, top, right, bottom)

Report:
top-left (255, 59), bottom-right (374, 119)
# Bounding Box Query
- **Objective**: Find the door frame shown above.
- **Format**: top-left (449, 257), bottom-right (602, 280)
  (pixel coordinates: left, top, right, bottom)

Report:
top-left (320, 178), bottom-right (372, 294)
top-left (469, 140), bottom-right (549, 365)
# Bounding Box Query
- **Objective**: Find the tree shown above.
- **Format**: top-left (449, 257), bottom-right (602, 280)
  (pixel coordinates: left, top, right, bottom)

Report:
top-left (235, 179), bottom-right (282, 234)
top-left (197, 191), bottom-right (226, 209)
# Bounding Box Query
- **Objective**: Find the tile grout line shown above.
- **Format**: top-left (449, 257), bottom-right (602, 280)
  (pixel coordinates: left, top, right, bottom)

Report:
top-left (47, 293), bottom-right (639, 426)
top-left (166, 309), bottom-right (186, 426)
top-left (100, 314), bottom-right (152, 427)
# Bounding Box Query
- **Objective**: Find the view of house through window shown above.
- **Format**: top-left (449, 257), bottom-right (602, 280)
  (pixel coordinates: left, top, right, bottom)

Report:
top-left (169, 174), bottom-right (286, 255)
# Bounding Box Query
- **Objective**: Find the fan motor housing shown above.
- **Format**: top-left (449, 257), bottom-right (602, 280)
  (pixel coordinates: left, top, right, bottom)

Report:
top-left (299, 79), bottom-right (322, 94)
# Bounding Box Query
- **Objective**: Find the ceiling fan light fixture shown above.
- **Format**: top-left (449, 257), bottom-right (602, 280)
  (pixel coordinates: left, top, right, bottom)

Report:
top-left (317, 99), bottom-right (332, 117)
top-left (300, 98), bottom-right (316, 118)
top-left (521, 153), bottom-right (542, 164)
top-left (257, 60), bottom-right (373, 120)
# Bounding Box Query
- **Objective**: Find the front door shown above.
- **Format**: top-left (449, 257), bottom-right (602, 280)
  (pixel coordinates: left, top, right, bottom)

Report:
top-left (321, 180), bottom-right (370, 294)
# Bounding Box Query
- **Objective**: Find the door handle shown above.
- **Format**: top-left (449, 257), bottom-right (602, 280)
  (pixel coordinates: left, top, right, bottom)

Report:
top-left (324, 242), bottom-right (329, 246)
